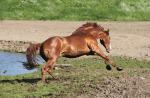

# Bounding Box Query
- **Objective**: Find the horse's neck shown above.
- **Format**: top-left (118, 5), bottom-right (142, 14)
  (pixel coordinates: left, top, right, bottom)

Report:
top-left (98, 32), bottom-right (106, 39)
top-left (73, 26), bottom-right (94, 34)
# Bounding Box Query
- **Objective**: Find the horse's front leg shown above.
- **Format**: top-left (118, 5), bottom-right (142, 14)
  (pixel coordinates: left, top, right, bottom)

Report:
top-left (89, 45), bottom-right (123, 71)
top-left (104, 59), bottom-right (112, 70)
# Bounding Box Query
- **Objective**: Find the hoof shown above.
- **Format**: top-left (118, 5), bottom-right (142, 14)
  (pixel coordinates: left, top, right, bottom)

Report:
top-left (117, 67), bottom-right (123, 71)
top-left (106, 65), bottom-right (111, 70)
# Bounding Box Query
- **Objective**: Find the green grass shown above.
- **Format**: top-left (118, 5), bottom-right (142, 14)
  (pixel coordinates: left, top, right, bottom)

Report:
top-left (0, 0), bottom-right (150, 21)
top-left (0, 49), bottom-right (25, 53)
top-left (0, 56), bottom-right (150, 97)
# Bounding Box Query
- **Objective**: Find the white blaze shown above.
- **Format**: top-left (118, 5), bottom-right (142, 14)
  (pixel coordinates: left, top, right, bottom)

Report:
top-left (110, 44), bottom-right (112, 51)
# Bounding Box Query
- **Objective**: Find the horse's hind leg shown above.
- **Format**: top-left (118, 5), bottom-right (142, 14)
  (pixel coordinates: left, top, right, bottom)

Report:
top-left (41, 61), bottom-right (50, 83)
top-left (47, 61), bottom-right (57, 79)
top-left (41, 59), bottom-right (58, 83)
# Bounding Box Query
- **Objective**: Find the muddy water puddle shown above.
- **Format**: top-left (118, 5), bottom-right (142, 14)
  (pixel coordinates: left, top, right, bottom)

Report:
top-left (0, 51), bottom-right (44, 76)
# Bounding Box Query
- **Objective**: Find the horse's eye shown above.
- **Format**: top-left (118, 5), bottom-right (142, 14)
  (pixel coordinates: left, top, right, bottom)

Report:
top-left (100, 40), bottom-right (104, 45)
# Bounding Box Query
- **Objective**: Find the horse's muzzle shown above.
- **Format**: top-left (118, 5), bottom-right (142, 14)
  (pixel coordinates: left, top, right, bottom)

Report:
top-left (106, 44), bottom-right (112, 53)
top-left (106, 49), bottom-right (110, 53)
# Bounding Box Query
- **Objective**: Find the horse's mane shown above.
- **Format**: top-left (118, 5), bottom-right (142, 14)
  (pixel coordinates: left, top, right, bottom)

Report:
top-left (73, 22), bottom-right (104, 34)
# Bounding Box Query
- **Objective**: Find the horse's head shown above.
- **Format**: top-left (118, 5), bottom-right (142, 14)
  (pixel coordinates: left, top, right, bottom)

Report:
top-left (99, 29), bottom-right (112, 53)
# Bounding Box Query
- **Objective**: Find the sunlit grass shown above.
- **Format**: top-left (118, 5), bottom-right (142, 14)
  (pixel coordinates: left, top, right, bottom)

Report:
top-left (0, 0), bottom-right (150, 21)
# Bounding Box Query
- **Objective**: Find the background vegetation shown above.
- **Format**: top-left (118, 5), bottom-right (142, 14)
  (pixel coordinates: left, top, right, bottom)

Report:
top-left (0, 0), bottom-right (150, 21)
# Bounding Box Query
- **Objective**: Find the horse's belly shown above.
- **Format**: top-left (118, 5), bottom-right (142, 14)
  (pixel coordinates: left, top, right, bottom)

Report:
top-left (60, 47), bottom-right (90, 57)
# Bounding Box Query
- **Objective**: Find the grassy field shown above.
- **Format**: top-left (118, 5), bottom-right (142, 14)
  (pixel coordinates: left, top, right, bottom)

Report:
top-left (0, 56), bottom-right (150, 97)
top-left (0, 0), bottom-right (150, 21)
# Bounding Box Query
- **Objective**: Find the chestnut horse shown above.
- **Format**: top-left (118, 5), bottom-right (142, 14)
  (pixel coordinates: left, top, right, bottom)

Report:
top-left (26, 22), bottom-right (122, 83)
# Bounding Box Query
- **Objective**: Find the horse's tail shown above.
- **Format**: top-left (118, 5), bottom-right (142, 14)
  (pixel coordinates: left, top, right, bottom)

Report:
top-left (26, 43), bottom-right (42, 69)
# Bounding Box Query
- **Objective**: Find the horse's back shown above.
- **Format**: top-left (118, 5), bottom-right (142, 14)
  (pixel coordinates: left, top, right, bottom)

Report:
top-left (60, 35), bottom-right (93, 57)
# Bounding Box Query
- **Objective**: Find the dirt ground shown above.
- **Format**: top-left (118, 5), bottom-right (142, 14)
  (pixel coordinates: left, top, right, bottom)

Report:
top-left (0, 21), bottom-right (150, 61)
top-left (0, 21), bottom-right (150, 97)
top-left (78, 73), bottom-right (150, 98)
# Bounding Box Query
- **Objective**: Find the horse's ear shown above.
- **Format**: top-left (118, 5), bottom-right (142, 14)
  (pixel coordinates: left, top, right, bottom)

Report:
top-left (107, 29), bottom-right (109, 33)
top-left (106, 29), bottom-right (109, 35)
